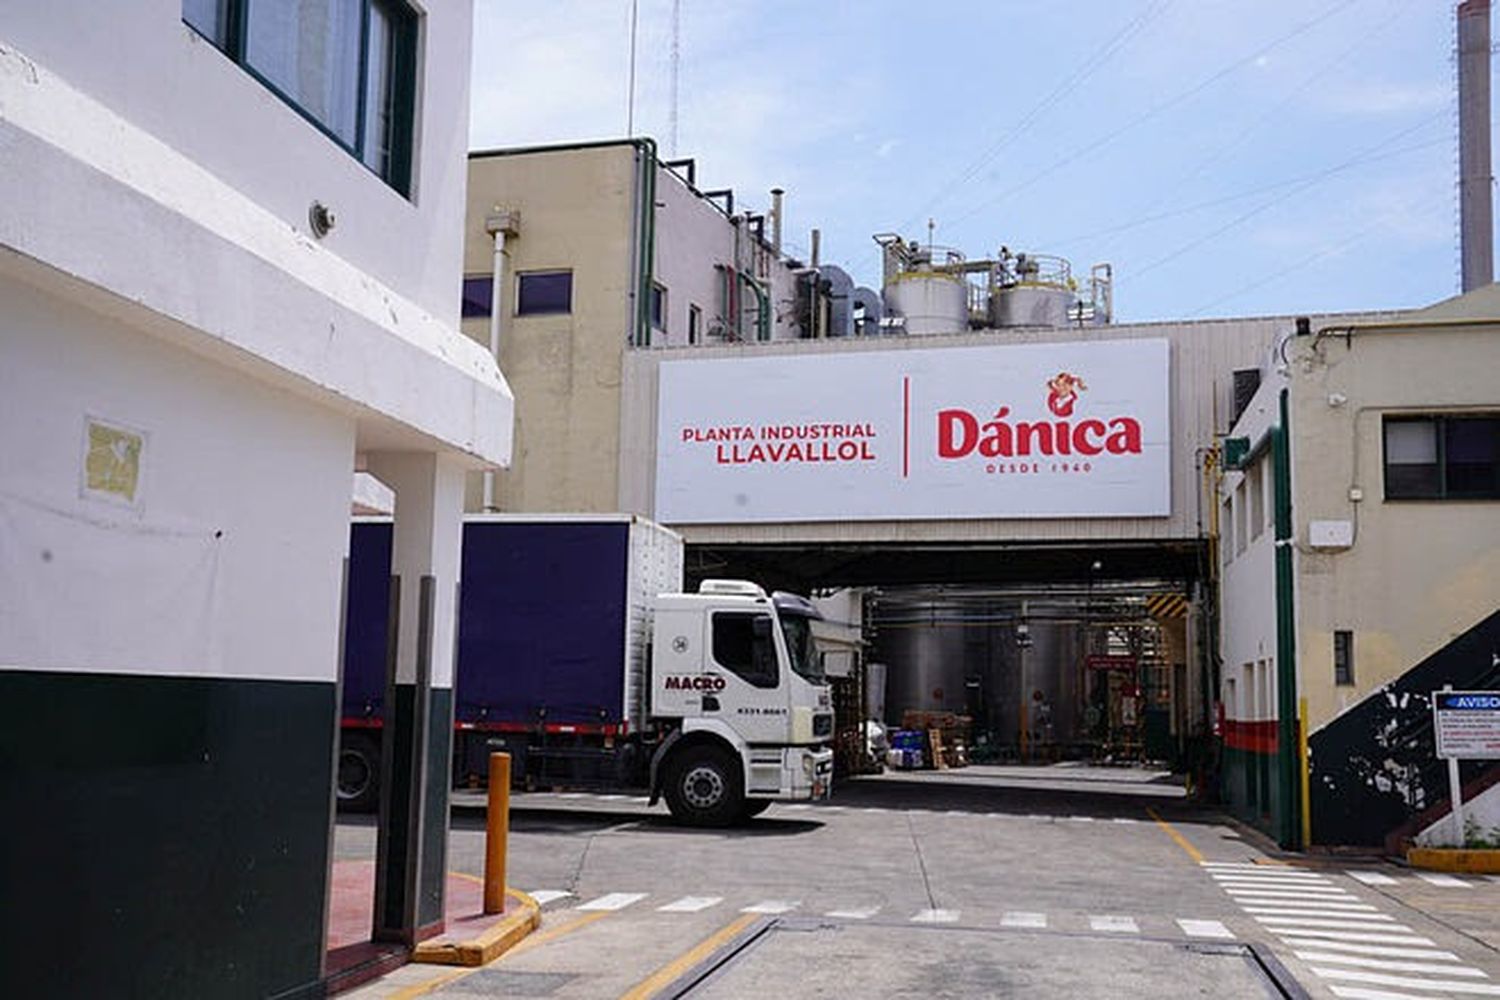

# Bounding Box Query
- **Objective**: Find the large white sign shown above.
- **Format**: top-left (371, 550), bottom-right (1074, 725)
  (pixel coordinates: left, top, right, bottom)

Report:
top-left (655, 339), bottom-right (1171, 523)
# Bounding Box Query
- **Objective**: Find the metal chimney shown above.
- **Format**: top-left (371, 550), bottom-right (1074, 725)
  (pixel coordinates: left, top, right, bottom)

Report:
top-left (1459, 0), bottom-right (1493, 292)
top-left (770, 187), bottom-right (784, 257)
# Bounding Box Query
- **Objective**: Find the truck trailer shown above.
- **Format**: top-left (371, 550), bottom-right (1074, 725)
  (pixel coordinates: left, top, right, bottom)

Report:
top-left (339, 514), bottom-right (834, 825)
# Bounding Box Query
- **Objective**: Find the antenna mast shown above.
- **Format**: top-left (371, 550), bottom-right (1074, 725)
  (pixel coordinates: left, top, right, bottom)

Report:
top-left (669, 0), bottom-right (681, 156)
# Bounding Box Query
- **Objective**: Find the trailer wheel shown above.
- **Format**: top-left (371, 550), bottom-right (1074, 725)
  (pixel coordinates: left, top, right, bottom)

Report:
top-left (337, 733), bottom-right (380, 812)
top-left (664, 746), bottom-right (743, 828)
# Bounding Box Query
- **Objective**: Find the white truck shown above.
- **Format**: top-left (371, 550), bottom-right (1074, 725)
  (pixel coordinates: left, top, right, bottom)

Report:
top-left (339, 515), bottom-right (835, 826)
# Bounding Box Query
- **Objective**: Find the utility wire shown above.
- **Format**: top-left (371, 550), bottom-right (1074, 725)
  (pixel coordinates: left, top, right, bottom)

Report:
top-left (1129, 111), bottom-right (1446, 280)
top-left (947, 0), bottom-right (1361, 230)
top-left (892, 0), bottom-right (1171, 236)
top-left (1053, 133), bottom-right (1448, 248)
top-left (1184, 186), bottom-right (1450, 317)
top-left (1091, 0), bottom-right (1414, 264)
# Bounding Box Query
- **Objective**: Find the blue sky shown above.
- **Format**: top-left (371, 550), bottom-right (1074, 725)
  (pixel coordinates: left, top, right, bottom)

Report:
top-left (471, 1), bottom-right (1470, 323)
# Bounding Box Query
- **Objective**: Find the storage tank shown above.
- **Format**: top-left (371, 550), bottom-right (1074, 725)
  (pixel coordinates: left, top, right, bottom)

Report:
top-left (885, 272), bottom-right (968, 335)
top-left (990, 252), bottom-right (1078, 328)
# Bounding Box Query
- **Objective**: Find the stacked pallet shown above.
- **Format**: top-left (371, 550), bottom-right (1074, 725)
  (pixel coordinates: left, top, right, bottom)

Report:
top-left (900, 711), bottom-right (971, 769)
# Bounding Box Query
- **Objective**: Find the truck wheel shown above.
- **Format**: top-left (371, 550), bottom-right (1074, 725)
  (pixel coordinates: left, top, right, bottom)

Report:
top-left (664, 746), bottom-right (743, 828)
top-left (337, 733), bottom-right (380, 812)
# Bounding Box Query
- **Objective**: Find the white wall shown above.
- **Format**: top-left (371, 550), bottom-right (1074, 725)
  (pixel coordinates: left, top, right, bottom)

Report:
top-left (1219, 373), bottom-right (1284, 722)
top-left (0, 0), bottom-right (475, 321)
top-left (0, 272), bottom-right (354, 684)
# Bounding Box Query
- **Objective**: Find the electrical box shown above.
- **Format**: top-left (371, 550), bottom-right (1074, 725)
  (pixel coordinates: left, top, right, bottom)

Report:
top-left (1309, 520), bottom-right (1354, 549)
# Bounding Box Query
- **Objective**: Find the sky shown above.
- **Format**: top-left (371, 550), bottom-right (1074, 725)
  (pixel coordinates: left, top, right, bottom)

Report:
top-left (470, 1), bottom-right (1474, 324)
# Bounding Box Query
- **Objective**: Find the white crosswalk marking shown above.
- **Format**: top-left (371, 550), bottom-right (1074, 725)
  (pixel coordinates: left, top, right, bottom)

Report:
top-left (557, 792), bottom-right (585, 799)
top-left (1177, 919), bottom-right (1234, 939)
top-left (1293, 951), bottom-right (1488, 977)
top-left (1345, 871), bottom-right (1399, 886)
top-left (1223, 886), bottom-right (1355, 897)
top-left (1270, 929), bottom-right (1436, 946)
top-left (825, 905), bottom-right (881, 920)
top-left (1112, 817), bottom-right (1138, 824)
top-left (578, 892), bottom-right (648, 911)
top-left (1090, 915), bottom-right (1139, 933)
top-left (912, 908), bottom-right (959, 923)
top-left (657, 896), bottom-right (722, 913)
top-left (784, 804), bottom-right (811, 811)
top-left (527, 890), bottom-right (573, 906)
top-left (1279, 939), bottom-right (1461, 961)
top-left (741, 899), bottom-right (799, 914)
top-left (1255, 911), bottom-right (1395, 924)
top-left (1415, 872), bottom-right (1471, 888)
top-left (1312, 967), bottom-right (1500, 995)
top-left (1210, 869), bottom-right (1327, 878)
top-left (1001, 911), bottom-right (1047, 929)
top-left (1243, 905), bottom-right (1381, 915)
top-left (595, 794), bottom-right (628, 801)
top-left (1327, 987), bottom-right (1454, 1000)
top-left (1068, 816), bottom-right (1095, 822)
top-left (1257, 916), bottom-right (1407, 931)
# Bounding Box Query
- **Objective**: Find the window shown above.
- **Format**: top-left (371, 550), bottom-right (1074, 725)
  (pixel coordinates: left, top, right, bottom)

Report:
top-left (1385, 416), bottom-right (1500, 500)
top-left (711, 612), bottom-right (778, 689)
top-left (183, 0), bottom-right (417, 194)
top-left (1334, 630), bottom-right (1354, 686)
top-left (516, 270), bottom-right (572, 316)
top-left (1248, 459), bottom-right (1265, 540)
top-left (1234, 480), bottom-right (1248, 556)
top-left (650, 284), bottom-right (667, 332)
top-left (1221, 497), bottom-right (1234, 564)
top-left (461, 275), bottom-right (493, 318)
top-left (688, 304), bottom-right (702, 346)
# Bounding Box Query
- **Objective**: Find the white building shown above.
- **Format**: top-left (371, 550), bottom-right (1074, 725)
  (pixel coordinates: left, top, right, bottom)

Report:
top-left (0, 3), bottom-right (511, 997)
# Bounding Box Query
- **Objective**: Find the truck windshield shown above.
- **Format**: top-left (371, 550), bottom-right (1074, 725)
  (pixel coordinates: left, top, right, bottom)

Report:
top-left (779, 614), bottom-right (824, 684)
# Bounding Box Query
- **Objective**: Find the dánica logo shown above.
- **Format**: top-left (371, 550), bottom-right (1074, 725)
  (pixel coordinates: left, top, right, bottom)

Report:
top-left (937, 375), bottom-right (1142, 459)
top-left (1046, 372), bottom-right (1087, 417)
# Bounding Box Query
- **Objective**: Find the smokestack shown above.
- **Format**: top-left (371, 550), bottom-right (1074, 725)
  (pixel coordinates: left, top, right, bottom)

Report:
top-left (1459, 0), bottom-right (1493, 292)
top-left (770, 187), bottom-right (784, 257)
top-left (810, 228), bottom-right (821, 268)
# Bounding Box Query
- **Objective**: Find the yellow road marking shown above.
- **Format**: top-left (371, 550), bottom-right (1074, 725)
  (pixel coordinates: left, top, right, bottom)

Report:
top-left (619, 913), bottom-right (760, 1000)
top-left (1146, 807), bottom-right (1205, 864)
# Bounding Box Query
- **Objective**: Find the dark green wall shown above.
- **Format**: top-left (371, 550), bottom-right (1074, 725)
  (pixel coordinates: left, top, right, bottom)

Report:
top-left (0, 669), bottom-right (336, 1000)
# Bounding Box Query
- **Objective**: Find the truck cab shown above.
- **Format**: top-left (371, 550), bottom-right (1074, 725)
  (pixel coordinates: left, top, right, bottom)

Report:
top-left (649, 580), bottom-right (835, 825)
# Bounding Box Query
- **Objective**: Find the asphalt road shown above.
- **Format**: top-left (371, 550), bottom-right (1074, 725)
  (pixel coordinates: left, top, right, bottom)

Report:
top-left (339, 765), bottom-right (1500, 999)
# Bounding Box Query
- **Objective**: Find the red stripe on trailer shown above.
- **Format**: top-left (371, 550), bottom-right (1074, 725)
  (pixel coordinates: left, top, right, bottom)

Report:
top-left (455, 720), bottom-right (625, 736)
top-left (341, 718), bottom-right (384, 730)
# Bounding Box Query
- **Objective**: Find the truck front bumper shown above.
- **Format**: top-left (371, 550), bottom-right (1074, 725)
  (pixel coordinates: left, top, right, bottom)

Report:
top-left (780, 745), bottom-right (834, 801)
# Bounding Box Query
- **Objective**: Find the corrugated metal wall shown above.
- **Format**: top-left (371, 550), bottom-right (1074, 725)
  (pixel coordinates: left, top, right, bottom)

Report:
top-left (619, 312), bottom-right (1392, 545)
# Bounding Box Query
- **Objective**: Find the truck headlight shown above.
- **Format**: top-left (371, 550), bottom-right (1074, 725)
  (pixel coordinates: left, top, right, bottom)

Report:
top-left (813, 712), bottom-right (833, 738)
top-left (802, 755), bottom-right (815, 777)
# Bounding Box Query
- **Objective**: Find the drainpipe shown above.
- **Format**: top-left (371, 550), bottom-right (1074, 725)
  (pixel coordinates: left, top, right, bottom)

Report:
top-left (1272, 388), bottom-right (1301, 848)
top-left (635, 139), bottom-right (659, 347)
top-left (739, 273), bottom-right (770, 342)
top-left (481, 209), bottom-right (520, 511)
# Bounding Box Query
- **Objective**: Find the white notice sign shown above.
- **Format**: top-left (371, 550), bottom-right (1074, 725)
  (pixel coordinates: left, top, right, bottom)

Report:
top-left (654, 339), bottom-right (1171, 523)
top-left (1433, 690), bottom-right (1500, 759)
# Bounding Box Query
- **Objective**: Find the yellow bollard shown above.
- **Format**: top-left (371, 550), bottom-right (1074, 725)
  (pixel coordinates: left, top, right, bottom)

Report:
top-left (483, 751), bottom-right (511, 915)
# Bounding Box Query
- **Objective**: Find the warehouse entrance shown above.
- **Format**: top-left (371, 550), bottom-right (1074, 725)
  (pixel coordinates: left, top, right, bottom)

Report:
top-left (684, 539), bottom-right (1212, 788)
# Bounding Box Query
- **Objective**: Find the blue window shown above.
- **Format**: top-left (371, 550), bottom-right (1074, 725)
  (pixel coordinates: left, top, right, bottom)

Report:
top-left (183, 0), bottom-right (418, 195)
top-left (517, 271), bottom-right (573, 316)
top-left (461, 276), bottom-right (493, 319)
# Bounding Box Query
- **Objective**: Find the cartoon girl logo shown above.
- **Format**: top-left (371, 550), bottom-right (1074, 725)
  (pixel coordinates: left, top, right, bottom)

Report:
top-left (1046, 372), bottom-right (1087, 418)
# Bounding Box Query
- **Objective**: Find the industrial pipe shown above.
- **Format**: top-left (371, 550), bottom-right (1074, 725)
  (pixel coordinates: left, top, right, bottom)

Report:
top-left (481, 210), bottom-right (519, 511)
top-left (483, 752), bottom-right (512, 915)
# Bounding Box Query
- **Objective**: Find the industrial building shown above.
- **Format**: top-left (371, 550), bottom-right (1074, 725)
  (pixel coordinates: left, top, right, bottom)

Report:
top-left (0, 4), bottom-right (512, 998)
top-left (458, 141), bottom-right (1434, 795)
top-left (1219, 290), bottom-right (1500, 850)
